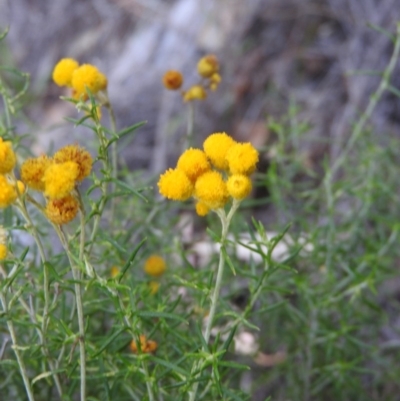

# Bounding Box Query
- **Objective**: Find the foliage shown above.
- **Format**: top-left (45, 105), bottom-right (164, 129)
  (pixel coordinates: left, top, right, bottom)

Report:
top-left (1, 24), bottom-right (400, 401)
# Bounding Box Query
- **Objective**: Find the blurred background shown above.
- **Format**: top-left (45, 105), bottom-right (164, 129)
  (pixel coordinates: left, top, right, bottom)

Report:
top-left (1, 0), bottom-right (400, 177)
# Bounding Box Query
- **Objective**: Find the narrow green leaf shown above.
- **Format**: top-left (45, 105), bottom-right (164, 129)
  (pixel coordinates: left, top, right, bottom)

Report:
top-left (106, 121), bottom-right (146, 148)
top-left (118, 237), bottom-right (146, 283)
top-left (108, 178), bottom-right (148, 202)
top-left (136, 311), bottom-right (188, 324)
top-left (367, 22), bottom-right (395, 42)
top-left (218, 360), bottom-right (250, 370)
top-left (151, 356), bottom-right (187, 376)
top-left (91, 326), bottom-right (128, 358)
top-left (32, 369), bottom-right (65, 385)
top-left (0, 26), bottom-right (9, 41)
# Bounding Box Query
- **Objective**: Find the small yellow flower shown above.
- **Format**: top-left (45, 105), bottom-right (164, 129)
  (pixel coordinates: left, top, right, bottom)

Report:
top-left (158, 168), bottom-right (193, 201)
top-left (52, 58), bottom-right (79, 87)
top-left (0, 243), bottom-right (7, 260)
top-left (16, 180), bottom-right (25, 195)
top-left (110, 266), bottom-right (120, 278)
top-left (209, 72), bottom-right (221, 91)
top-left (197, 54), bottom-right (219, 78)
top-left (144, 255), bottom-right (166, 277)
top-left (46, 195), bottom-right (79, 225)
top-left (20, 156), bottom-right (53, 191)
top-left (54, 144), bottom-right (92, 181)
top-left (195, 201), bottom-right (210, 216)
top-left (195, 171), bottom-right (229, 210)
top-left (227, 174), bottom-right (252, 200)
top-left (43, 161), bottom-right (79, 199)
top-left (226, 142), bottom-right (259, 175)
top-left (162, 70), bottom-right (183, 90)
top-left (129, 335), bottom-right (158, 354)
top-left (0, 137), bottom-right (16, 174)
top-left (71, 64), bottom-right (107, 98)
top-left (203, 132), bottom-right (236, 170)
top-left (183, 85), bottom-right (207, 102)
top-left (0, 175), bottom-right (17, 208)
top-left (177, 148), bottom-right (210, 183)
top-left (148, 281), bottom-right (160, 294)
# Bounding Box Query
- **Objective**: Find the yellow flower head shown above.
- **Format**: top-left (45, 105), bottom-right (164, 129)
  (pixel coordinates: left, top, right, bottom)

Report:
top-left (162, 70), bottom-right (183, 90)
top-left (177, 148), bottom-right (211, 183)
top-left (209, 72), bottom-right (221, 91)
top-left (0, 175), bottom-right (17, 208)
top-left (20, 155), bottom-right (53, 191)
top-left (71, 64), bottom-right (107, 99)
top-left (195, 201), bottom-right (210, 216)
top-left (203, 132), bottom-right (236, 170)
top-left (0, 137), bottom-right (16, 174)
top-left (110, 266), bottom-right (120, 278)
top-left (43, 161), bottom-right (79, 199)
top-left (52, 58), bottom-right (79, 87)
top-left (183, 85), bottom-right (207, 102)
top-left (129, 335), bottom-right (158, 354)
top-left (195, 171), bottom-right (229, 210)
top-left (46, 195), bottom-right (79, 225)
top-left (0, 243), bottom-right (6, 260)
top-left (148, 281), bottom-right (160, 294)
top-left (227, 174), bottom-right (252, 200)
top-left (197, 54), bottom-right (219, 78)
top-left (226, 142), bottom-right (259, 175)
top-left (158, 168), bottom-right (193, 201)
top-left (54, 144), bottom-right (92, 181)
top-left (144, 255), bottom-right (166, 277)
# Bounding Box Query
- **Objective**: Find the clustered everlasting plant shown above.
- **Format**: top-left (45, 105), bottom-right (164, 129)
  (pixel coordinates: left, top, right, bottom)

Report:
top-left (0, 42), bottom-right (269, 401)
top-left (2, 23), bottom-right (400, 401)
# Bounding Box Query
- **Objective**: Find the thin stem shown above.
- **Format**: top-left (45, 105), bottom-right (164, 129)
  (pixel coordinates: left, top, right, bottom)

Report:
top-left (0, 290), bottom-right (36, 401)
top-left (114, 293), bottom-right (156, 401)
top-left (188, 200), bottom-right (240, 401)
top-left (54, 226), bottom-right (86, 401)
top-left (326, 22), bottom-right (400, 182)
top-left (87, 105), bottom-right (114, 255)
top-left (15, 200), bottom-right (63, 396)
top-left (184, 102), bottom-right (195, 151)
top-left (105, 97), bottom-right (118, 222)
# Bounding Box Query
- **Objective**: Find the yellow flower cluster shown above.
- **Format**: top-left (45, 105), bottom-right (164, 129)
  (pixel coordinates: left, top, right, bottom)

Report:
top-left (20, 144), bottom-right (92, 225)
top-left (52, 58), bottom-right (107, 101)
top-left (158, 132), bottom-right (259, 215)
top-left (162, 54), bottom-right (221, 102)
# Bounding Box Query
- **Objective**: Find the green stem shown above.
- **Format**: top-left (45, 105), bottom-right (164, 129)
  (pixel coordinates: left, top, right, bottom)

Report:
top-left (87, 98), bottom-right (117, 255)
top-left (326, 22), bottom-right (400, 182)
top-left (115, 294), bottom-right (155, 401)
top-left (54, 225), bottom-right (86, 401)
top-left (188, 200), bottom-right (240, 401)
top-left (0, 290), bottom-right (36, 401)
top-left (15, 200), bottom-right (63, 397)
top-left (105, 98), bottom-right (118, 222)
top-left (184, 102), bottom-right (195, 151)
